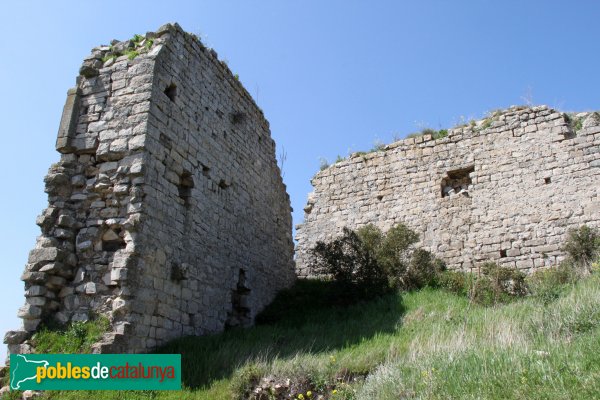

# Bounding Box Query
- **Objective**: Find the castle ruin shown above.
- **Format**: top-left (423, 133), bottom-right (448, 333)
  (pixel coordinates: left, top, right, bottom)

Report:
top-left (295, 106), bottom-right (600, 276)
top-left (5, 22), bottom-right (600, 359)
top-left (5, 23), bottom-right (295, 355)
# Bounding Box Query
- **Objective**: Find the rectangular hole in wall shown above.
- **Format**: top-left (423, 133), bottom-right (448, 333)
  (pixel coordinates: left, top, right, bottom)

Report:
top-left (102, 228), bottom-right (125, 252)
top-left (159, 133), bottom-right (172, 150)
top-left (218, 179), bottom-right (231, 189)
top-left (441, 166), bottom-right (475, 198)
top-left (178, 170), bottom-right (194, 207)
top-left (201, 164), bottom-right (210, 177)
top-left (500, 249), bottom-right (507, 258)
top-left (164, 83), bottom-right (177, 102)
top-left (170, 262), bottom-right (186, 282)
top-left (544, 177), bottom-right (551, 184)
top-left (231, 111), bottom-right (246, 125)
top-left (226, 269), bottom-right (251, 329)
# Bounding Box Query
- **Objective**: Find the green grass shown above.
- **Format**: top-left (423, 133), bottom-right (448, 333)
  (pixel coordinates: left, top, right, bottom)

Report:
top-left (4, 317), bottom-right (109, 400)
top-left (564, 113), bottom-right (584, 133)
top-left (33, 316), bottom-right (109, 354)
top-left (126, 50), bottom-right (140, 60)
top-left (335, 155), bottom-right (346, 164)
top-left (25, 273), bottom-right (600, 399)
top-left (479, 117), bottom-right (493, 130)
top-left (359, 275), bottom-right (600, 399)
top-left (406, 128), bottom-right (448, 141)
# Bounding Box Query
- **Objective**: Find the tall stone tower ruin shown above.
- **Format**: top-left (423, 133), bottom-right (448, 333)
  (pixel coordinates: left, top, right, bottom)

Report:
top-left (5, 23), bottom-right (295, 355)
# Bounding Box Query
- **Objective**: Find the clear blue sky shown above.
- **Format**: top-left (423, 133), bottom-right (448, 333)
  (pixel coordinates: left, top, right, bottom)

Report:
top-left (1, 0), bottom-right (599, 363)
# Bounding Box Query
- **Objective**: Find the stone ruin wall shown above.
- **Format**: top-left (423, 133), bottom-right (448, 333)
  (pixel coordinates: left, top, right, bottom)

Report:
top-left (295, 106), bottom-right (600, 277)
top-left (5, 23), bottom-right (295, 356)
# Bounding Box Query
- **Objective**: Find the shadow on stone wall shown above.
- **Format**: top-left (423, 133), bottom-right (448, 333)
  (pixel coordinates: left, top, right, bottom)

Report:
top-left (156, 280), bottom-right (406, 389)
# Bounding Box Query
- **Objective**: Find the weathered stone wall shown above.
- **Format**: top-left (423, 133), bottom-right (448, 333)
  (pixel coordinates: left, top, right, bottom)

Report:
top-left (130, 24), bottom-right (295, 350)
top-left (295, 106), bottom-right (600, 277)
top-left (5, 23), bottom-right (295, 355)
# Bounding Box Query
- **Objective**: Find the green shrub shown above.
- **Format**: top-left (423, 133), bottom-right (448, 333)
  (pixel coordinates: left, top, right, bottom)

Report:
top-left (435, 129), bottom-right (448, 139)
top-left (144, 38), bottom-right (155, 50)
top-left (435, 270), bottom-right (471, 297)
top-left (309, 224), bottom-right (443, 299)
top-left (563, 225), bottom-right (600, 273)
top-left (420, 128), bottom-right (437, 137)
top-left (564, 113), bottom-right (584, 133)
top-left (131, 33), bottom-right (144, 44)
top-left (407, 128), bottom-right (449, 140)
top-left (374, 224), bottom-right (418, 289)
top-left (405, 248), bottom-right (445, 289)
top-left (470, 276), bottom-right (498, 306)
top-left (309, 226), bottom-right (389, 300)
top-left (0, 368), bottom-right (8, 389)
top-left (524, 225), bottom-right (600, 304)
top-left (527, 262), bottom-right (579, 304)
top-left (470, 263), bottom-right (528, 306)
top-left (308, 224), bottom-right (599, 307)
top-left (435, 264), bottom-right (527, 306)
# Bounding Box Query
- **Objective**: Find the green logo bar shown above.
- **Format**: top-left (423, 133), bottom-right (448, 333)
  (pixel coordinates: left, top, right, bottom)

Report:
top-left (9, 354), bottom-right (181, 391)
